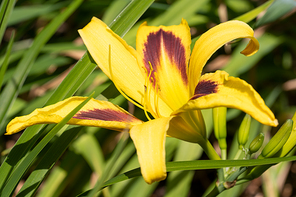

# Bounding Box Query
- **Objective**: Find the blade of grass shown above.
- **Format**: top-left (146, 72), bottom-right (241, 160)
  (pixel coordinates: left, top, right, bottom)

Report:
top-left (8, 2), bottom-right (67, 26)
top-left (1, 92), bottom-right (94, 197)
top-left (87, 132), bottom-right (129, 197)
top-left (234, 0), bottom-right (274, 23)
top-left (16, 126), bottom-right (83, 197)
top-left (102, 0), bottom-right (130, 25)
top-left (101, 156), bottom-right (296, 188)
top-left (166, 141), bottom-right (203, 197)
top-left (255, 0), bottom-right (296, 28)
top-left (0, 0), bottom-right (16, 45)
top-left (0, 0), bottom-right (84, 190)
top-left (150, 0), bottom-right (209, 25)
top-left (0, 30), bottom-right (14, 88)
top-left (73, 133), bottom-right (111, 197)
top-left (223, 34), bottom-right (283, 77)
top-left (36, 150), bottom-right (89, 197)
top-left (0, 0), bottom-right (84, 135)
top-left (109, 0), bottom-right (154, 37)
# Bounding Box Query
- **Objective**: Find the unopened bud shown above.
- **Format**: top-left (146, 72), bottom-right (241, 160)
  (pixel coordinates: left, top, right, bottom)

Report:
top-left (238, 114), bottom-right (251, 149)
top-left (279, 113), bottom-right (296, 157)
top-left (249, 133), bottom-right (264, 154)
top-left (261, 119), bottom-right (293, 158)
top-left (213, 107), bottom-right (227, 150)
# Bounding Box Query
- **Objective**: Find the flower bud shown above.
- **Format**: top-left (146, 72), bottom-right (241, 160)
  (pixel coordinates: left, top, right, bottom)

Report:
top-left (213, 107), bottom-right (227, 150)
top-left (278, 113), bottom-right (296, 157)
top-left (237, 114), bottom-right (251, 149)
top-left (249, 133), bottom-right (264, 154)
top-left (260, 119), bottom-right (293, 158)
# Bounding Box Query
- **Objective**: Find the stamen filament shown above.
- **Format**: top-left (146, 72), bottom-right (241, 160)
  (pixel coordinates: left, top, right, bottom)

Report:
top-left (142, 62), bottom-right (155, 120)
top-left (108, 45), bottom-right (144, 110)
top-left (143, 85), bottom-right (152, 121)
top-left (153, 72), bottom-right (161, 118)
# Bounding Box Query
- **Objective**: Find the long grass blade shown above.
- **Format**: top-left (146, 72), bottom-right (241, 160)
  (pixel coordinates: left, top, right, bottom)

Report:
top-left (1, 92), bottom-right (94, 197)
top-left (0, 0), bottom-right (84, 135)
top-left (0, 0), bottom-right (84, 190)
top-left (0, 30), bottom-right (14, 88)
top-left (100, 156), bottom-right (296, 189)
top-left (0, 0), bottom-right (16, 45)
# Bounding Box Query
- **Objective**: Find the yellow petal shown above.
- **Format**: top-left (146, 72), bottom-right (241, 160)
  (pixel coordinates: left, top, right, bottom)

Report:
top-left (130, 117), bottom-right (171, 184)
top-left (167, 110), bottom-right (206, 143)
top-left (174, 71), bottom-right (278, 127)
top-left (136, 19), bottom-right (191, 111)
top-left (78, 17), bottom-right (145, 105)
top-left (6, 97), bottom-right (143, 135)
top-left (189, 20), bottom-right (259, 94)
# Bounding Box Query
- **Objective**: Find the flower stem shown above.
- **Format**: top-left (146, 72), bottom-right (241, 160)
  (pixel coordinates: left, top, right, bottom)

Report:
top-left (200, 139), bottom-right (221, 160)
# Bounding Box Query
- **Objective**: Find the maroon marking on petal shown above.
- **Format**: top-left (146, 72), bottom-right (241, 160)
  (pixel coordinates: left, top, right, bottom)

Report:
top-left (73, 108), bottom-right (137, 123)
top-left (191, 80), bottom-right (218, 100)
top-left (143, 29), bottom-right (188, 85)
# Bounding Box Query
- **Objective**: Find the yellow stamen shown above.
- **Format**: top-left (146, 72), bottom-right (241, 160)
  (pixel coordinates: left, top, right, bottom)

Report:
top-left (153, 72), bottom-right (161, 118)
top-left (143, 85), bottom-right (152, 121)
top-left (142, 62), bottom-right (155, 120)
top-left (108, 45), bottom-right (144, 110)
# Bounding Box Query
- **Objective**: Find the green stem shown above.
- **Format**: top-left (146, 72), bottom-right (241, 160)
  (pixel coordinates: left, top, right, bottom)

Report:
top-left (206, 183), bottom-right (225, 197)
top-left (233, 148), bottom-right (243, 160)
top-left (221, 149), bottom-right (227, 160)
top-left (200, 139), bottom-right (221, 160)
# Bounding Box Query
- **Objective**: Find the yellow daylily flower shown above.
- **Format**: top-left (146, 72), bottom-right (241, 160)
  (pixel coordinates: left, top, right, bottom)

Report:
top-left (6, 17), bottom-right (278, 184)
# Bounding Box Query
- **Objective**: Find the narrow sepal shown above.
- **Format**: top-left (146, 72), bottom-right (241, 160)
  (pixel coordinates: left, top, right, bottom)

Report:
top-left (6, 97), bottom-right (142, 135)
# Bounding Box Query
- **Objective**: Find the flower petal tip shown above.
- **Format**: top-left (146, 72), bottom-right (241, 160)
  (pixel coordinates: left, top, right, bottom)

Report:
top-left (240, 37), bottom-right (259, 57)
top-left (144, 172), bottom-right (167, 184)
top-left (273, 119), bottom-right (279, 127)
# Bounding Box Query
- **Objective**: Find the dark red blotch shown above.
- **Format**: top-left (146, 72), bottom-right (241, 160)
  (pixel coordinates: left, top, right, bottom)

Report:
top-left (73, 108), bottom-right (136, 122)
top-left (143, 29), bottom-right (188, 84)
top-left (191, 80), bottom-right (218, 100)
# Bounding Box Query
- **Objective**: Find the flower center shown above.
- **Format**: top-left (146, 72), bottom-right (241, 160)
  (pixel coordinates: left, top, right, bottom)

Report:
top-left (142, 61), bottom-right (161, 120)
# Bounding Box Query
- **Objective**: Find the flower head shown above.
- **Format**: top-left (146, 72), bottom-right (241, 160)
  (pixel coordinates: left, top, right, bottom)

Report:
top-left (6, 18), bottom-right (278, 184)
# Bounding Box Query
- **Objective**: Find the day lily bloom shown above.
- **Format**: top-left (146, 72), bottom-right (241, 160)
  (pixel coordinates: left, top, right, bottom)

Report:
top-left (6, 17), bottom-right (278, 184)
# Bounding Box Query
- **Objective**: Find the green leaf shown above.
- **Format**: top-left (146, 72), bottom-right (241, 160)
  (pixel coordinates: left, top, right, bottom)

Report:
top-left (255, 0), bottom-right (296, 27)
top-left (0, 0), bottom-right (84, 135)
top-left (150, 0), bottom-right (209, 25)
top-left (0, 0), bottom-right (84, 190)
top-left (109, 0), bottom-right (154, 37)
top-left (1, 92), bottom-right (94, 197)
top-left (223, 34), bottom-right (283, 77)
top-left (166, 141), bottom-right (203, 197)
top-left (102, 0), bottom-right (130, 25)
top-left (16, 126), bottom-right (82, 197)
top-left (124, 0), bottom-right (209, 47)
top-left (86, 132), bottom-right (129, 197)
top-left (8, 3), bottom-right (66, 26)
top-left (101, 156), bottom-right (296, 188)
top-left (234, 0), bottom-right (274, 23)
top-left (0, 30), bottom-right (14, 88)
top-left (0, 0), bottom-right (16, 45)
